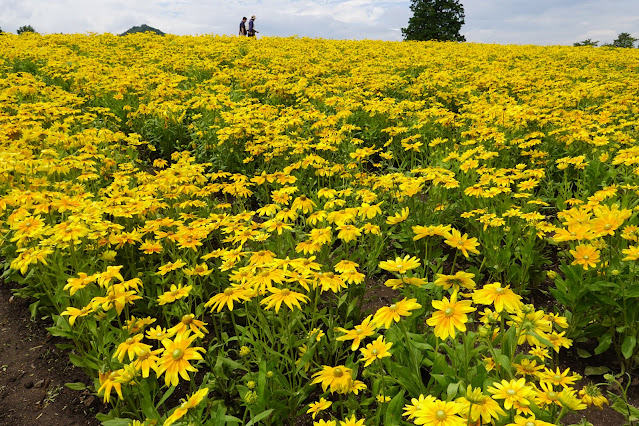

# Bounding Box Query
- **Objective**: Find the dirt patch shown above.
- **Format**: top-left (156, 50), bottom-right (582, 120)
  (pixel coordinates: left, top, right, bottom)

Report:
top-left (0, 281), bottom-right (103, 426)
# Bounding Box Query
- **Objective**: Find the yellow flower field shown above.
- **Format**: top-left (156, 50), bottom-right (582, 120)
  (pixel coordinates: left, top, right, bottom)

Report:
top-left (2, 32), bottom-right (639, 425)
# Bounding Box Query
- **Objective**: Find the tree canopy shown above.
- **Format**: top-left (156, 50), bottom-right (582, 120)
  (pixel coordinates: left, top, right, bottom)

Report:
top-left (17, 25), bottom-right (36, 35)
top-left (402, 0), bottom-right (466, 42)
top-left (573, 39), bottom-right (598, 47)
top-left (612, 32), bottom-right (637, 48)
top-left (119, 24), bottom-right (165, 36)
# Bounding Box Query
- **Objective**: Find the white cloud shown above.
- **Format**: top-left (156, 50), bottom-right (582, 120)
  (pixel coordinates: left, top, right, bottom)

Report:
top-left (0, 0), bottom-right (637, 44)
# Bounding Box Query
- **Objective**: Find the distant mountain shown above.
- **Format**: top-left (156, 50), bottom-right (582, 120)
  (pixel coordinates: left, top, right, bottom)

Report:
top-left (119, 24), bottom-right (165, 36)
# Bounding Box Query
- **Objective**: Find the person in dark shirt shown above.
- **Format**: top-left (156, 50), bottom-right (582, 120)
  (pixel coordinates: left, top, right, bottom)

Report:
top-left (239, 17), bottom-right (247, 36)
top-left (248, 15), bottom-right (259, 37)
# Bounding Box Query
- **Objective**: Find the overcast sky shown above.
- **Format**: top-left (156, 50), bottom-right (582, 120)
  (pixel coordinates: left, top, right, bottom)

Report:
top-left (1, 0), bottom-right (638, 45)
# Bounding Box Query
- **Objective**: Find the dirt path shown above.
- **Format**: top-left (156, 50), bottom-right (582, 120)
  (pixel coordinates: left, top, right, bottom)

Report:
top-left (0, 281), bottom-right (102, 426)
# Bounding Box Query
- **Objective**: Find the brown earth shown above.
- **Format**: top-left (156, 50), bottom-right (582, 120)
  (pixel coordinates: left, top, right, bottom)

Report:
top-left (0, 281), bottom-right (103, 426)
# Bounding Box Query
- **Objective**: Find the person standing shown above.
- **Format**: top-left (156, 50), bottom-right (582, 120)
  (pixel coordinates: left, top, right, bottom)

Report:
top-left (239, 17), bottom-right (247, 36)
top-left (248, 15), bottom-right (259, 38)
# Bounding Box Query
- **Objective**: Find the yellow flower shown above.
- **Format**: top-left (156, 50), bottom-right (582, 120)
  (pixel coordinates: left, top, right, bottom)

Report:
top-left (158, 283), bottom-right (192, 305)
top-left (168, 314), bottom-right (209, 338)
top-left (260, 287), bottom-right (309, 313)
top-left (372, 298), bottom-right (422, 328)
top-left (311, 365), bottom-right (353, 394)
top-left (411, 399), bottom-right (465, 426)
top-left (335, 224), bottom-right (361, 242)
top-left (443, 229), bottom-right (480, 258)
top-left (313, 421), bottom-right (337, 426)
top-left (579, 383), bottom-right (608, 409)
top-left (427, 292), bottom-right (475, 340)
top-left (336, 315), bottom-right (377, 350)
top-left (433, 271), bottom-right (476, 291)
top-left (538, 367), bottom-right (580, 388)
top-left (569, 244), bottom-right (600, 270)
top-left (307, 397), bottom-right (332, 419)
top-left (156, 331), bottom-right (205, 387)
top-left (455, 386), bottom-right (506, 424)
top-left (506, 414), bottom-right (554, 426)
top-left (113, 333), bottom-right (150, 362)
top-left (98, 370), bottom-right (123, 403)
top-left (472, 282), bottom-right (522, 313)
top-left (359, 336), bottom-right (392, 367)
top-left (205, 286), bottom-right (251, 312)
top-left (487, 378), bottom-right (534, 410)
top-left (134, 348), bottom-right (162, 378)
top-left (164, 388), bottom-right (209, 426)
top-left (378, 255), bottom-right (421, 274)
top-left (386, 207), bottom-right (409, 225)
top-left (61, 305), bottom-right (94, 326)
top-left (339, 415), bottom-right (365, 426)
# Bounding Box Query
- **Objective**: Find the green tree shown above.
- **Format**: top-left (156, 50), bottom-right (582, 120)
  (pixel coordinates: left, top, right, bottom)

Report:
top-left (402, 0), bottom-right (466, 42)
top-left (17, 25), bottom-right (36, 35)
top-left (573, 38), bottom-right (598, 47)
top-left (612, 32), bottom-right (638, 48)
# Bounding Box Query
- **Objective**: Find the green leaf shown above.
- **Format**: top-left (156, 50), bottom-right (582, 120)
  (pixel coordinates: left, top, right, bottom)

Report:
top-left (65, 382), bottom-right (87, 391)
top-left (446, 382), bottom-right (460, 400)
top-left (584, 366), bottom-right (610, 376)
top-left (576, 348), bottom-right (591, 358)
top-left (101, 419), bottom-right (134, 426)
top-left (156, 386), bottom-right (176, 407)
top-left (594, 333), bottom-right (612, 355)
top-left (257, 359), bottom-right (267, 411)
top-left (295, 341), bottom-right (317, 375)
top-left (622, 336), bottom-right (637, 359)
top-left (244, 409), bottom-right (273, 426)
top-left (384, 390), bottom-right (405, 425)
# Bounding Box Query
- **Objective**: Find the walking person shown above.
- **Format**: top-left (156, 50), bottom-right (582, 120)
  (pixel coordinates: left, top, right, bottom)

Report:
top-left (239, 17), bottom-right (247, 36)
top-left (248, 15), bottom-right (259, 38)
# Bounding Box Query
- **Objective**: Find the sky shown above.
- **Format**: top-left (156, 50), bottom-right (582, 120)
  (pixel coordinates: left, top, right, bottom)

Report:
top-left (1, 0), bottom-right (638, 46)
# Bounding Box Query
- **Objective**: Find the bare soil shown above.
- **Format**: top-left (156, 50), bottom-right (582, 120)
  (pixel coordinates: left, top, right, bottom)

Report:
top-left (0, 281), bottom-right (103, 426)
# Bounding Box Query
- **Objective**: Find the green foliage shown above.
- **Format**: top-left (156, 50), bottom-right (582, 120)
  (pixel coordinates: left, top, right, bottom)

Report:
top-left (613, 32), bottom-right (638, 48)
top-left (17, 25), bottom-right (36, 35)
top-left (119, 24), bottom-right (165, 36)
top-left (573, 38), bottom-right (599, 47)
top-left (402, 0), bottom-right (466, 42)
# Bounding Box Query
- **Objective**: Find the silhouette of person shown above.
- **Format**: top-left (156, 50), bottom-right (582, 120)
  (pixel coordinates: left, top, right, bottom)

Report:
top-left (248, 15), bottom-right (259, 37)
top-left (239, 17), bottom-right (247, 36)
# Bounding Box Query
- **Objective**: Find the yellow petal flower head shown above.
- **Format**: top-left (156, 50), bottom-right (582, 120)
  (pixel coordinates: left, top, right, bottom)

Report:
top-left (455, 385), bottom-right (506, 424)
top-left (336, 315), bottom-right (377, 351)
top-left (156, 331), bottom-right (205, 387)
top-left (427, 292), bottom-right (475, 340)
top-left (472, 282), bottom-right (522, 313)
top-left (359, 336), bottom-right (392, 367)
top-left (579, 383), bottom-right (608, 409)
top-left (98, 370), bottom-right (123, 403)
top-left (569, 244), bottom-right (600, 270)
top-left (386, 207), bottom-right (409, 225)
top-left (113, 333), bottom-right (150, 362)
top-left (311, 365), bottom-right (353, 394)
top-left (378, 255), bottom-right (421, 274)
top-left (434, 270), bottom-right (476, 291)
top-left (260, 287), bottom-right (309, 313)
top-left (339, 415), bottom-right (365, 426)
top-left (158, 283), bottom-right (192, 305)
top-left (506, 414), bottom-right (554, 426)
top-left (487, 378), bottom-right (534, 410)
top-left (306, 397), bottom-right (332, 419)
top-left (403, 394), bottom-right (437, 420)
top-left (205, 286), bottom-right (252, 312)
top-left (372, 298), bottom-right (422, 329)
top-left (444, 229), bottom-right (480, 258)
top-left (411, 399), bottom-right (465, 426)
